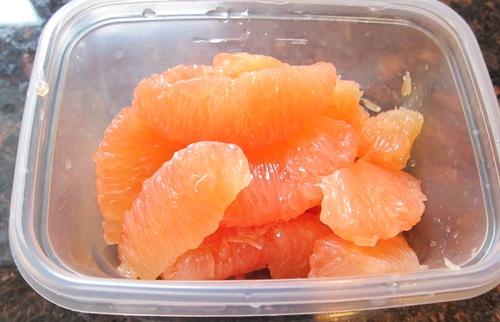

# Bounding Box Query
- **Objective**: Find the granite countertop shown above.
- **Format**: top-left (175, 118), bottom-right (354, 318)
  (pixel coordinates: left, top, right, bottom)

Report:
top-left (1, 0), bottom-right (499, 321)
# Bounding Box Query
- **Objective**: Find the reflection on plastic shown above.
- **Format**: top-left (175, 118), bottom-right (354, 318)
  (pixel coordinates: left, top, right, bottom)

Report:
top-left (35, 70), bottom-right (49, 97)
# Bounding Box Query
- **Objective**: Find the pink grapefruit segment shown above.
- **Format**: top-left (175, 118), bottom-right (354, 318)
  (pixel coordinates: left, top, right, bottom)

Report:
top-left (221, 116), bottom-right (359, 227)
top-left (266, 212), bottom-right (331, 279)
top-left (319, 159), bottom-right (426, 247)
top-left (134, 56), bottom-right (338, 151)
top-left (157, 64), bottom-right (214, 84)
top-left (92, 105), bottom-right (184, 244)
top-left (118, 141), bottom-right (252, 280)
top-left (324, 79), bottom-right (370, 133)
top-left (358, 107), bottom-right (424, 169)
top-left (162, 212), bottom-right (330, 280)
top-left (212, 52), bottom-right (287, 77)
top-left (161, 224), bottom-right (272, 280)
top-left (308, 234), bottom-right (422, 278)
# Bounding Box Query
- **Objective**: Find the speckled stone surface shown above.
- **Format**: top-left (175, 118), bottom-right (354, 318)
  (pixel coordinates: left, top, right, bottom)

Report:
top-left (0, 0), bottom-right (499, 321)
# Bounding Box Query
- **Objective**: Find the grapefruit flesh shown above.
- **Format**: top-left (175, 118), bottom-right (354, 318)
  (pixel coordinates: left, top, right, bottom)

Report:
top-left (212, 52), bottom-right (287, 77)
top-left (92, 105), bottom-right (184, 244)
top-left (221, 116), bottom-right (359, 227)
top-left (118, 141), bottom-right (252, 280)
top-left (358, 107), bottom-right (424, 169)
top-left (324, 79), bottom-right (370, 133)
top-left (308, 234), bottom-right (422, 278)
top-left (162, 212), bottom-right (330, 280)
top-left (266, 212), bottom-right (331, 279)
top-left (319, 159), bottom-right (426, 247)
top-left (161, 224), bottom-right (272, 280)
top-left (94, 64), bottom-right (215, 245)
top-left (93, 53), bottom-right (427, 280)
top-left (156, 64), bottom-right (214, 84)
top-left (134, 58), bottom-right (338, 151)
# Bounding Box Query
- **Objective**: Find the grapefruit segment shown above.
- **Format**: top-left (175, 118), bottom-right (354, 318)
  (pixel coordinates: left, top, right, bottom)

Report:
top-left (308, 234), bottom-right (422, 278)
top-left (324, 79), bottom-right (370, 133)
top-left (92, 105), bottom-right (184, 244)
top-left (212, 52), bottom-right (287, 77)
top-left (319, 159), bottom-right (426, 246)
top-left (161, 224), bottom-right (272, 280)
top-left (162, 212), bottom-right (330, 280)
top-left (358, 107), bottom-right (424, 169)
top-left (134, 56), bottom-right (338, 151)
top-left (266, 212), bottom-right (331, 279)
top-left (118, 141), bottom-right (252, 280)
top-left (222, 116), bottom-right (359, 227)
top-left (157, 64), bottom-right (214, 84)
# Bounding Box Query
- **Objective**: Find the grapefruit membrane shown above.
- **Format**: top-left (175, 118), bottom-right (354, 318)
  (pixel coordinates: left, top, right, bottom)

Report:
top-left (212, 52), bottom-right (287, 77)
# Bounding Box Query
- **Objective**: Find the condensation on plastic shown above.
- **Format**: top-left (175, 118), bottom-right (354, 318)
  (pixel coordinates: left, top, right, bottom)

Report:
top-left (9, 0), bottom-right (500, 316)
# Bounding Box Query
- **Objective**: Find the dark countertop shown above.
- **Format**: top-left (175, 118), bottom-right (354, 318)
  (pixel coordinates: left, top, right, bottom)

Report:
top-left (1, 0), bottom-right (499, 321)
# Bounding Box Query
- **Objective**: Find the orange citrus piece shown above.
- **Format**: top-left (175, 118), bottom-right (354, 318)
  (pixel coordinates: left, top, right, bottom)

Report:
top-left (94, 64), bottom-right (215, 245)
top-left (155, 64), bottom-right (214, 84)
top-left (320, 159), bottom-right (426, 246)
top-left (324, 79), bottom-right (370, 133)
top-left (308, 234), bottom-right (422, 278)
top-left (92, 105), bottom-right (184, 244)
top-left (221, 116), bottom-right (359, 227)
top-left (161, 224), bottom-right (272, 280)
top-left (212, 52), bottom-right (287, 77)
top-left (134, 54), bottom-right (338, 151)
top-left (117, 141), bottom-right (252, 280)
top-left (358, 107), bottom-right (424, 169)
top-left (266, 212), bottom-right (331, 279)
top-left (162, 212), bottom-right (330, 280)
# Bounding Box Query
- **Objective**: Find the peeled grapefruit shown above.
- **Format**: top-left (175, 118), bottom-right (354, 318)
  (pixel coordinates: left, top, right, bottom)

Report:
top-left (221, 116), bottom-right (359, 227)
top-left (93, 105), bottom-right (184, 244)
top-left (162, 212), bottom-right (330, 280)
top-left (118, 141), bottom-right (252, 280)
top-left (324, 79), bottom-right (370, 133)
top-left (266, 212), bottom-right (331, 279)
top-left (134, 54), bottom-right (338, 151)
top-left (319, 159), bottom-right (426, 247)
top-left (212, 52), bottom-right (287, 77)
top-left (161, 224), bottom-right (272, 280)
top-left (308, 234), bottom-right (422, 278)
top-left (358, 107), bottom-right (424, 169)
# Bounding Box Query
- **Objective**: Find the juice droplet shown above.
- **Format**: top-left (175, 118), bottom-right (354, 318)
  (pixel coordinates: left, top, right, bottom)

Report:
top-left (65, 159), bottom-right (72, 170)
top-left (35, 70), bottom-right (49, 97)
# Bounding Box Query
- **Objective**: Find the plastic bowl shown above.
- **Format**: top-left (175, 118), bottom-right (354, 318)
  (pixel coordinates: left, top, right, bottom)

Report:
top-left (9, 0), bottom-right (500, 316)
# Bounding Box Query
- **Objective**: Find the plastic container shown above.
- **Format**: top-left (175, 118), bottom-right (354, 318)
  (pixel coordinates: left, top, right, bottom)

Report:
top-left (9, 0), bottom-right (500, 316)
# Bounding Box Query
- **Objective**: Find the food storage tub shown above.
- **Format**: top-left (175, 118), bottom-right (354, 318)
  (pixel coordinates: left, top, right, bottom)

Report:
top-left (9, 0), bottom-right (500, 316)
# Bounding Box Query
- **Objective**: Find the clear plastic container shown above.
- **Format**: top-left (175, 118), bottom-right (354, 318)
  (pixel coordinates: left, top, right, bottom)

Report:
top-left (9, 0), bottom-right (500, 316)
